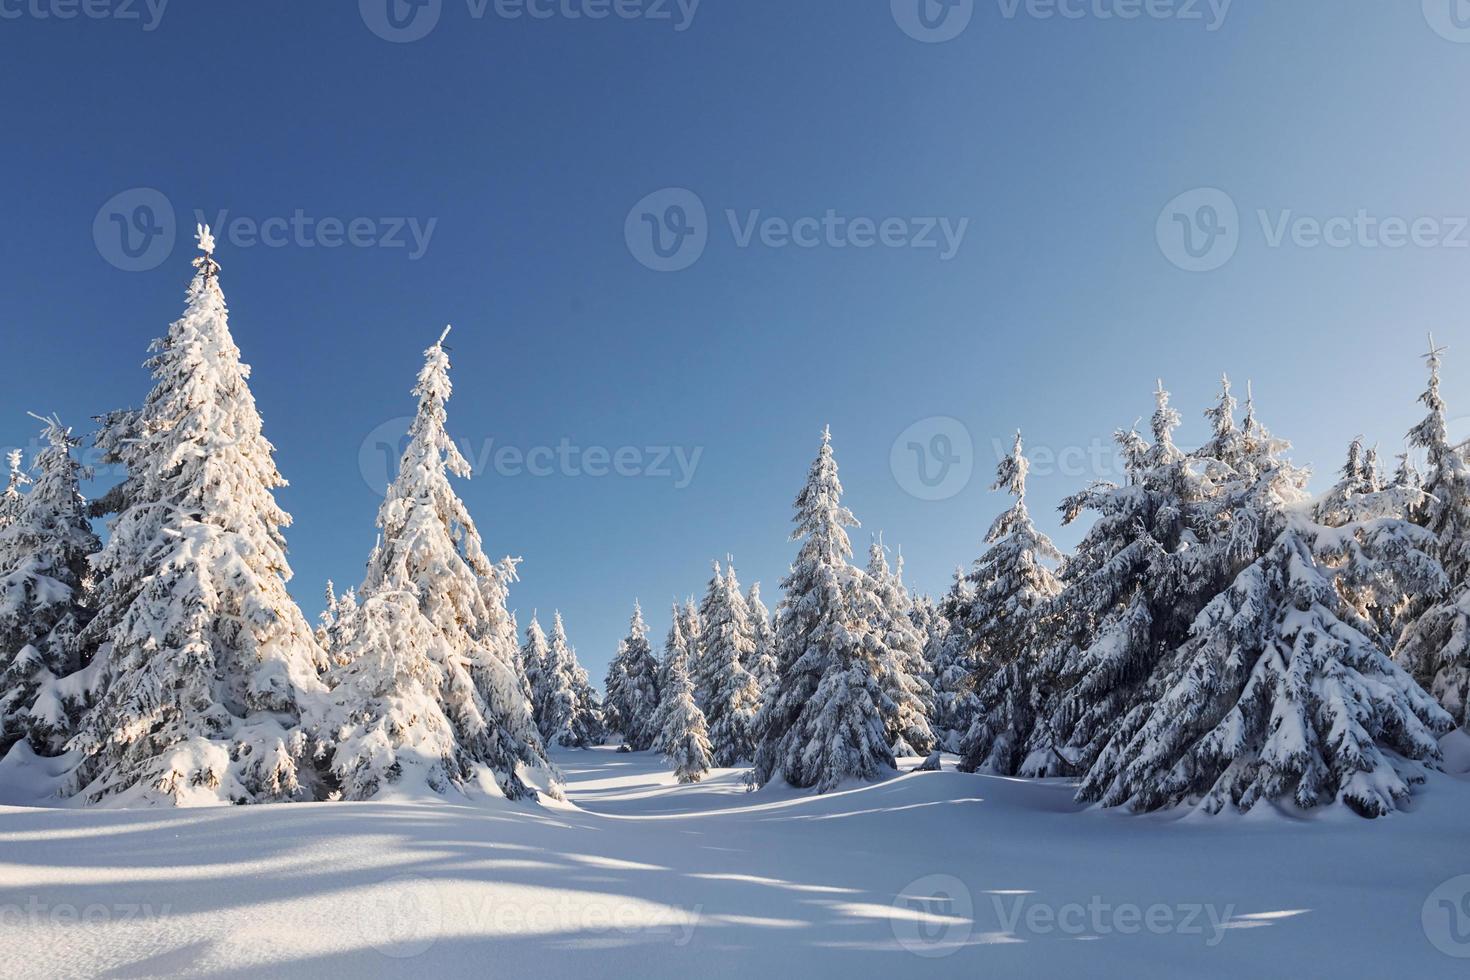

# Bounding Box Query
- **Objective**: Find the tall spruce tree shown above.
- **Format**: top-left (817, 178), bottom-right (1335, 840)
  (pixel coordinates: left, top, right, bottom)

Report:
top-left (521, 615), bottom-right (553, 736)
top-left (746, 582), bottom-right (779, 700)
top-left (958, 432), bottom-right (1064, 774)
top-left (653, 602), bottom-right (695, 752)
top-left (66, 229), bottom-right (329, 806)
top-left (658, 649), bottom-right (712, 783)
top-left (318, 327), bottom-right (549, 800)
top-left (0, 416), bottom-right (100, 754)
top-left (754, 428), bottom-right (894, 792)
top-left (541, 611), bottom-right (603, 748)
top-left (1397, 338), bottom-right (1470, 729)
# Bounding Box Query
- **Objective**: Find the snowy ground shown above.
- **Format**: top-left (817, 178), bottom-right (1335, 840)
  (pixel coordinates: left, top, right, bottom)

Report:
top-left (2, 747), bottom-right (1469, 979)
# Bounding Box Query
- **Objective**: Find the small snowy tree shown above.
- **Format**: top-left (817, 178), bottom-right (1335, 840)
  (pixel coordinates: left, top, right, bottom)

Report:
top-left (652, 603), bottom-right (694, 752)
top-left (65, 231), bottom-right (329, 806)
top-left (753, 428), bottom-right (895, 792)
top-left (958, 432), bottom-right (1063, 775)
top-left (658, 650), bottom-right (712, 783)
top-left (927, 570), bottom-right (981, 751)
top-left (0, 416), bottom-right (100, 755)
top-left (605, 602), bottom-right (661, 750)
top-left (694, 561), bottom-right (762, 765)
top-left (541, 611), bottom-right (603, 748)
top-left (522, 615), bottom-right (553, 735)
top-left (1397, 339), bottom-right (1470, 729)
top-left (0, 449), bottom-right (28, 531)
top-left (863, 540), bottom-right (935, 758)
top-left (746, 582), bottom-right (779, 700)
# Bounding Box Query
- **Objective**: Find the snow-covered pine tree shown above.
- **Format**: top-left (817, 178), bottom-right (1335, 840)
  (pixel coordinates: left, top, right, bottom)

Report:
top-left (658, 647), bottom-right (712, 783)
top-left (1030, 381), bottom-right (1226, 780)
top-left (323, 326), bottom-right (549, 800)
top-left (541, 611), bottom-right (604, 748)
top-left (652, 602), bottom-right (693, 752)
top-left (928, 568), bottom-right (984, 751)
top-left (693, 561), bottom-right (762, 765)
top-left (605, 602), bottom-right (661, 750)
top-left (65, 229), bottom-right (329, 806)
top-left (1080, 391), bottom-right (1452, 816)
top-left (0, 449), bottom-right (28, 531)
top-left (745, 582), bottom-right (779, 700)
top-left (0, 416), bottom-right (100, 755)
top-left (521, 614), bottom-right (553, 736)
top-left (957, 431), bottom-right (1063, 775)
top-left (753, 428), bottom-right (895, 792)
top-left (1397, 338), bottom-right (1470, 729)
top-left (862, 539), bottom-right (935, 758)
top-left (680, 597), bottom-right (703, 700)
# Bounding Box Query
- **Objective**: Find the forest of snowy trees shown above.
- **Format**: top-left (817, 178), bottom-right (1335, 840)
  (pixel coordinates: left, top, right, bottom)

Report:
top-left (0, 229), bottom-right (1468, 818)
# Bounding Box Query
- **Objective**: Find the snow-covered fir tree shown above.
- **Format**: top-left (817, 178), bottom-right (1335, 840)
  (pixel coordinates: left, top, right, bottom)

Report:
top-left (65, 230), bottom-right (329, 806)
top-left (957, 432), bottom-right (1063, 775)
top-left (928, 568), bottom-right (984, 751)
top-left (521, 615), bottom-right (553, 735)
top-left (1397, 338), bottom-right (1470, 729)
top-left (693, 561), bottom-right (762, 765)
top-left (1080, 388), bottom-right (1452, 815)
top-left (658, 647), bottom-right (712, 783)
top-left (0, 449), bottom-right (28, 531)
top-left (753, 428), bottom-right (894, 792)
top-left (540, 611), bottom-right (603, 748)
top-left (652, 602), bottom-right (694, 752)
top-left (604, 602), bottom-right (661, 751)
top-left (318, 326), bottom-right (548, 801)
top-left (0, 416), bottom-right (100, 755)
top-left (862, 540), bottom-right (935, 758)
top-left (745, 582), bottom-right (779, 700)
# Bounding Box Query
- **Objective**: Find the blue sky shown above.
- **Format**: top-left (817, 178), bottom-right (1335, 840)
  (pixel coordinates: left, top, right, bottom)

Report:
top-left (2, 1), bottom-right (1469, 685)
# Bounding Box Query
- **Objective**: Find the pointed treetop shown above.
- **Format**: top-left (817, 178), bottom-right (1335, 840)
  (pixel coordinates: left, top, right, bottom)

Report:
top-left (438, 324), bottom-right (453, 346)
top-left (821, 424), bottom-right (832, 446)
top-left (193, 223), bottom-right (220, 280)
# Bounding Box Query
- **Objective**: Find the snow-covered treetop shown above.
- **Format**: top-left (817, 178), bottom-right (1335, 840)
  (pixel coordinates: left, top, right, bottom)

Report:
top-left (789, 425), bottom-right (858, 568)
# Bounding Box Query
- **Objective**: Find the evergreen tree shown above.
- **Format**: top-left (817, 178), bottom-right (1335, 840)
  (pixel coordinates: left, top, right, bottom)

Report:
top-left (605, 602), bottom-right (661, 750)
top-left (863, 540), bottom-right (935, 757)
top-left (658, 649), bottom-right (712, 783)
top-left (521, 615), bottom-right (553, 735)
top-left (541, 611), bottom-right (603, 748)
top-left (754, 428), bottom-right (894, 792)
top-left (1082, 451), bottom-right (1450, 814)
top-left (746, 582), bottom-right (779, 700)
top-left (319, 326), bottom-right (548, 800)
top-left (694, 561), bottom-right (762, 765)
top-left (65, 229), bottom-right (329, 806)
top-left (0, 416), bottom-right (100, 755)
top-left (929, 569), bottom-right (983, 751)
top-left (958, 432), bottom-right (1063, 774)
top-left (1398, 338), bottom-right (1470, 729)
top-left (0, 449), bottom-right (28, 531)
top-left (653, 602), bottom-right (695, 752)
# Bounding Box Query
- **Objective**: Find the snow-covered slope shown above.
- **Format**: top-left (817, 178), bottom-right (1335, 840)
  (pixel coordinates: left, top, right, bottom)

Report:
top-left (1, 747), bottom-right (1468, 978)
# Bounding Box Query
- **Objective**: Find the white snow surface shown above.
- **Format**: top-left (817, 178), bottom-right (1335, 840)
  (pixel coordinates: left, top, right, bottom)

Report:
top-left (1, 743), bottom-right (1468, 978)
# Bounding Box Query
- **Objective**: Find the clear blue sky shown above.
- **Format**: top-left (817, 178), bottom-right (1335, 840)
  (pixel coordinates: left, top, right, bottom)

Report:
top-left (3, 1), bottom-right (1469, 686)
